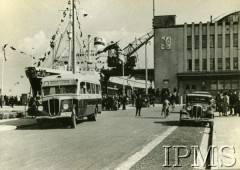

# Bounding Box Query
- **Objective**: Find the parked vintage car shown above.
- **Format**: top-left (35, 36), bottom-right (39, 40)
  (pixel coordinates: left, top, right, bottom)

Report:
top-left (180, 92), bottom-right (215, 126)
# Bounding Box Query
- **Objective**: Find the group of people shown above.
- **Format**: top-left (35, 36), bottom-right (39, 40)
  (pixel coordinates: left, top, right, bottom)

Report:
top-left (215, 90), bottom-right (240, 116)
top-left (0, 95), bottom-right (23, 108)
top-left (134, 88), bottom-right (179, 117)
top-left (102, 94), bottom-right (128, 111)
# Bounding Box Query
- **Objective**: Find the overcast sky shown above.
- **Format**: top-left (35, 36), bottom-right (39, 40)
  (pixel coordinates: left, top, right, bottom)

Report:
top-left (0, 0), bottom-right (240, 96)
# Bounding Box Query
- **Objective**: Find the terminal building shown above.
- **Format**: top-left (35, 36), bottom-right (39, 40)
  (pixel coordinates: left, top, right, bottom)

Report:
top-left (154, 11), bottom-right (240, 97)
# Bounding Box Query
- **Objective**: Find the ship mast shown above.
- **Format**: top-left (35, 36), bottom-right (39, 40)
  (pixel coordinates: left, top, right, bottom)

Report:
top-left (72, 0), bottom-right (76, 74)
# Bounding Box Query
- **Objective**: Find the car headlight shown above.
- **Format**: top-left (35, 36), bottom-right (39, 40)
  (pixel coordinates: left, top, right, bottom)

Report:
top-left (63, 104), bottom-right (69, 110)
top-left (38, 106), bottom-right (43, 111)
top-left (203, 106), bottom-right (208, 112)
top-left (187, 106), bottom-right (192, 111)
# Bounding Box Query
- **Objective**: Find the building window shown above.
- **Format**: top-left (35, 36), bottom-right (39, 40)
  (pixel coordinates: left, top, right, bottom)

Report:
top-left (232, 80), bottom-right (238, 89)
top-left (210, 80), bottom-right (217, 90)
top-left (192, 85), bottom-right (196, 90)
top-left (188, 59), bottom-right (192, 71)
top-left (210, 58), bottom-right (215, 70)
top-left (210, 35), bottom-right (214, 48)
top-left (218, 35), bottom-right (222, 48)
top-left (186, 85), bottom-right (190, 90)
top-left (218, 58), bottom-right (222, 70)
top-left (225, 80), bottom-right (231, 90)
top-left (218, 80), bottom-right (224, 90)
top-left (195, 59), bottom-right (199, 71)
top-left (195, 36), bottom-right (199, 49)
top-left (202, 35), bottom-right (207, 48)
top-left (225, 34), bottom-right (230, 47)
top-left (234, 57), bottom-right (238, 69)
top-left (234, 34), bottom-right (238, 47)
top-left (202, 59), bottom-right (207, 70)
top-left (187, 36), bottom-right (192, 49)
top-left (226, 58), bottom-right (230, 70)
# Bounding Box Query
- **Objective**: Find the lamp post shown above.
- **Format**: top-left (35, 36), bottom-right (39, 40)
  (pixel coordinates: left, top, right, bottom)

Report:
top-left (145, 41), bottom-right (151, 95)
top-left (122, 60), bottom-right (125, 95)
top-left (1, 49), bottom-right (4, 96)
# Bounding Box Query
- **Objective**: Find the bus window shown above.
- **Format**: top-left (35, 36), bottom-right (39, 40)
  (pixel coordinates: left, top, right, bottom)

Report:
top-left (96, 84), bottom-right (99, 94)
top-left (42, 85), bottom-right (77, 96)
top-left (80, 82), bottom-right (86, 94)
top-left (91, 84), bottom-right (96, 94)
top-left (86, 82), bottom-right (91, 94)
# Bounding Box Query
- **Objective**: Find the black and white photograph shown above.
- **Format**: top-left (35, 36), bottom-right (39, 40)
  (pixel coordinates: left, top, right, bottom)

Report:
top-left (0, 0), bottom-right (240, 169)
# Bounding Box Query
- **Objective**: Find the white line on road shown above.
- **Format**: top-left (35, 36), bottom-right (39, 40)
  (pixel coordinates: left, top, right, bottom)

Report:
top-left (114, 126), bottom-right (178, 170)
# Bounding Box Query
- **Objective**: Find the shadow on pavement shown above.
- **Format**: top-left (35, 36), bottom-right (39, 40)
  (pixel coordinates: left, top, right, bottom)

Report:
top-left (136, 116), bottom-right (166, 119)
top-left (154, 120), bottom-right (180, 126)
top-left (16, 119), bottom-right (86, 130)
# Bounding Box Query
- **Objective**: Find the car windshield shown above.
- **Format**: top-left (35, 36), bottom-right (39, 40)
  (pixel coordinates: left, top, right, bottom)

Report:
top-left (187, 96), bottom-right (210, 104)
top-left (42, 85), bottom-right (77, 96)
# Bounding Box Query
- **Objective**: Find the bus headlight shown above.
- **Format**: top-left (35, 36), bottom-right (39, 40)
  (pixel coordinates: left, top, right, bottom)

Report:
top-left (63, 104), bottom-right (69, 110)
top-left (187, 106), bottom-right (192, 111)
top-left (203, 106), bottom-right (208, 112)
top-left (38, 106), bottom-right (43, 111)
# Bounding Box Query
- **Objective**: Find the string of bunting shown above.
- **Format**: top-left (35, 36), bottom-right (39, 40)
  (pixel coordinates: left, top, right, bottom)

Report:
top-left (8, 75), bottom-right (25, 93)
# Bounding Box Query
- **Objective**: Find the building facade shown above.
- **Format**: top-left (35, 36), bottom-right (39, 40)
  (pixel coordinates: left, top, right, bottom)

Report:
top-left (154, 11), bottom-right (240, 97)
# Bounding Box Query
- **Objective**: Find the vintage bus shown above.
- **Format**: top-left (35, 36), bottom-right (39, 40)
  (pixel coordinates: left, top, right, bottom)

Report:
top-left (36, 73), bottom-right (102, 128)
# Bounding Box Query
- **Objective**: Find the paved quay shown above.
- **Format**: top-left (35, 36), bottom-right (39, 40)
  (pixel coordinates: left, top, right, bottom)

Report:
top-left (0, 106), bottom-right (35, 131)
top-left (212, 113), bottom-right (240, 169)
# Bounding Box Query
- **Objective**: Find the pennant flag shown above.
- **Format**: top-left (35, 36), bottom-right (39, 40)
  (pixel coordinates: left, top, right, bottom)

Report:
top-left (40, 57), bottom-right (46, 62)
top-left (10, 46), bottom-right (16, 50)
top-left (52, 35), bottom-right (56, 40)
top-left (47, 51), bottom-right (51, 55)
top-left (20, 75), bottom-right (24, 79)
top-left (83, 40), bottom-right (86, 48)
top-left (83, 10), bottom-right (88, 17)
top-left (37, 61), bottom-right (41, 67)
top-left (3, 44), bottom-right (8, 49)
top-left (2, 44), bottom-right (8, 61)
top-left (9, 89), bottom-right (12, 92)
top-left (61, 19), bottom-right (64, 23)
top-left (20, 51), bottom-right (26, 54)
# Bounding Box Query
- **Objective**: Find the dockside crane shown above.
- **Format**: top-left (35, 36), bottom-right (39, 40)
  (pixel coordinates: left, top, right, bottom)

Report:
top-left (100, 30), bottom-right (154, 94)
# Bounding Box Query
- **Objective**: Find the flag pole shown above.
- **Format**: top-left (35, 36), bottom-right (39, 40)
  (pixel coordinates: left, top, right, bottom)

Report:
top-left (1, 48), bottom-right (5, 96)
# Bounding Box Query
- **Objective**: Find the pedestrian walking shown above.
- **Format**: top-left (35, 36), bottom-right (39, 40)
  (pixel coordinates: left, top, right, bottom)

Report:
top-left (222, 92), bottom-right (228, 116)
top-left (122, 94), bottom-right (126, 110)
top-left (234, 97), bottom-right (240, 116)
top-left (162, 97), bottom-right (170, 118)
top-left (215, 91), bottom-right (223, 116)
top-left (135, 94), bottom-right (143, 116)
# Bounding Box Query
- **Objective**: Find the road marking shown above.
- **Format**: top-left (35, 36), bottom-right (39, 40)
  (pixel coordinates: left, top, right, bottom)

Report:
top-left (114, 126), bottom-right (178, 170)
top-left (194, 127), bottom-right (210, 169)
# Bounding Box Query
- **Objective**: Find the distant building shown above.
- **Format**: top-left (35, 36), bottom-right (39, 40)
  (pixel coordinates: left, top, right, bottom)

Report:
top-left (154, 11), bottom-right (240, 97)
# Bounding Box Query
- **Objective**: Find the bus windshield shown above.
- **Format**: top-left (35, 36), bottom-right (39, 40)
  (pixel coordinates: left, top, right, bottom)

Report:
top-left (187, 96), bottom-right (210, 104)
top-left (42, 85), bottom-right (77, 96)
